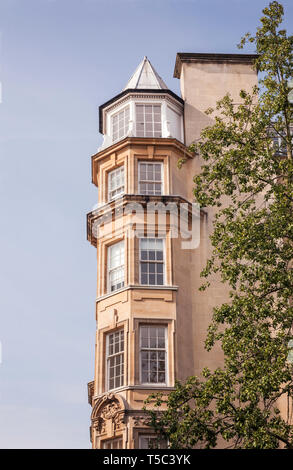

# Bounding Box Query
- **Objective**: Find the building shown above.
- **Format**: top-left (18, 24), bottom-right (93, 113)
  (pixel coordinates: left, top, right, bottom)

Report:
top-left (87, 53), bottom-right (258, 449)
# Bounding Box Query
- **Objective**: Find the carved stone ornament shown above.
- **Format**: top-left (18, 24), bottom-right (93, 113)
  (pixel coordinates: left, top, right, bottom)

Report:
top-left (132, 414), bottom-right (151, 427)
top-left (91, 393), bottom-right (126, 436)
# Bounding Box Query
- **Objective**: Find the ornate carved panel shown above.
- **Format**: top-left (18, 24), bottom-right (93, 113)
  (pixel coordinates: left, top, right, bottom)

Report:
top-left (91, 393), bottom-right (126, 438)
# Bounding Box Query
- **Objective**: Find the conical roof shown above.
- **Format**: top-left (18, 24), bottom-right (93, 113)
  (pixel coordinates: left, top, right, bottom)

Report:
top-left (123, 56), bottom-right (168, 91)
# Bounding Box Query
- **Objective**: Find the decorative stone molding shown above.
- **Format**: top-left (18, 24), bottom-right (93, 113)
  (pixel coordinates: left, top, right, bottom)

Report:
top-left (132, 414), bottom-right (151, 427)
top-left (91, 393), bottom-right (127, 437)
top-left (87, 381), bottom-right (94, 405)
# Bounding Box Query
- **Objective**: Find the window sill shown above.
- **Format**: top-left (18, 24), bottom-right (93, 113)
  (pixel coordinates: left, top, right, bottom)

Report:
top-left (140, 383), bottom-right (168, 387)
top-left (95, 384), bottom-right (176, 400)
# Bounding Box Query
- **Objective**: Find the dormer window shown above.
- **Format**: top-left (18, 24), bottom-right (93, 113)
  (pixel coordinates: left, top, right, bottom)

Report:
top-left (136, 104), bottom-right (161, 138)
top-left (112, 106), bottom-right (130, 143)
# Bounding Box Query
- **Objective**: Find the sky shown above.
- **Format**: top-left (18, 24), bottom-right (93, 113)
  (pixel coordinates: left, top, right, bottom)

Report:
top-left (0, 0), bottom-right (292, 449)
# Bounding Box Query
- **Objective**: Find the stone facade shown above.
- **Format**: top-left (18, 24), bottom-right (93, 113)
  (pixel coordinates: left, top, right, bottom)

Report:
top-left (87, 54), bottom-right (258, 448)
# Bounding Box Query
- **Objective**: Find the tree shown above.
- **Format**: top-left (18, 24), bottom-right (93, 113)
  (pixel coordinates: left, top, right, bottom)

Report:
top-left (145, 1), bottom-right (293, 449)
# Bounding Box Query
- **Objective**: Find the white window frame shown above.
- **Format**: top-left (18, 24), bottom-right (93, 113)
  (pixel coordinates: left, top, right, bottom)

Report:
top-left (138, 161), bottom-right (163, 196)
top-left (112, 106), bottom-right (130, 143)
top-left (135, 103), bottom-right (162, 138)
top-left (106, 329), bottom-right (124, 391)
top-left (107, 240), bottom-right (125, 293)
top-left (108, 166), bottom-right (125, 202)
top-left (139, 238), bottom-right (165, 286)
top-left (139, 325), bottom-right (168, 386)
top-left (102, 437), bottom-right (123, 449)
top-left (139, 435), bottom-right (168, 449)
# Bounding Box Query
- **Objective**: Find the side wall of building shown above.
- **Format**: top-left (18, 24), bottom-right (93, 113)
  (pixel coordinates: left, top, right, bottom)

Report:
top-left (176, 57), bottom-right (258, 378)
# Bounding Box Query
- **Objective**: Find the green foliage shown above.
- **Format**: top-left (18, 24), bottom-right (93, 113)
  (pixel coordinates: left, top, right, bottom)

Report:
top-left (145, 2), bottom-right (293, 449)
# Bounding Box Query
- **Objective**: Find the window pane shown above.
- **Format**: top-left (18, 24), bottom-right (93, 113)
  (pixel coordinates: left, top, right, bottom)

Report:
top-left (112, 107), bottom-right (129, 142)
top-left (156, 250), bottom-right (163, 261)
top-left (141, 251), bottom-right (148, 262)
top-left (155, 239), bottom-right (163, 249)
top-left (148, 262), bottom-right (155, 273)
top-left (139, 238), bottom-right (164, 286)
top-left (158, 372), bottom-right (165, 382)
top-left (149, 335), bottom-right (157, 349)
top-left (107, 329), bottom-right (124, 390)
top-left (141, 273), bottom-right (148, 284)
top-left (102, 438), bottom-right (123, 449)
top-left (139, 435), bottom-right (167, 450)
top-left (148, 239), bottom-right (156, 249)
top-left (140, 326), bottom-right (167, 384)
top-left (140, 238), bottom-right (149, 249)
top-left (149, 251), bottom-right (155, 261)
top-left (141, 337), bottom-right (148, 349)
top-left (140, 169), bottom-right (146, 180)
top-left (138, 162), bottom-right (162, 195)
top-left (157, 263), bottom-right (163, 273)
top-left (157, 275), bottom-right (163, 285)
top-left (140, 183), bottom-right (147, 194)
top-left (108, 166), bottom-right (125, 201)
top-left (148, 274), bottom-right (155, 284)
top-left (158, 339), bottom-right (165, 352)
top-left (135, 105), bottom-right (161, 138)
top-left (158, 328), bottom-right (165, 338)
top-left (108, 241), bottom-right (124, 292)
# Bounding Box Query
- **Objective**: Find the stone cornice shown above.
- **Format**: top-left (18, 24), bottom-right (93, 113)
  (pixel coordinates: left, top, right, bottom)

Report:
top-left (174, 52), bottom-right (259, 78)
top-left (91, 385), bottom-right (176, 405)
top-left (91, 137), bottom-right (194, 185)
top-left (87, 193), bottom-right (204, 247)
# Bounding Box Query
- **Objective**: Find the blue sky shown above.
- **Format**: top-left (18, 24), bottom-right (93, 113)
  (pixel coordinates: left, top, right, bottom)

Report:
top-left (0, 0), bottom-right (292, 449)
